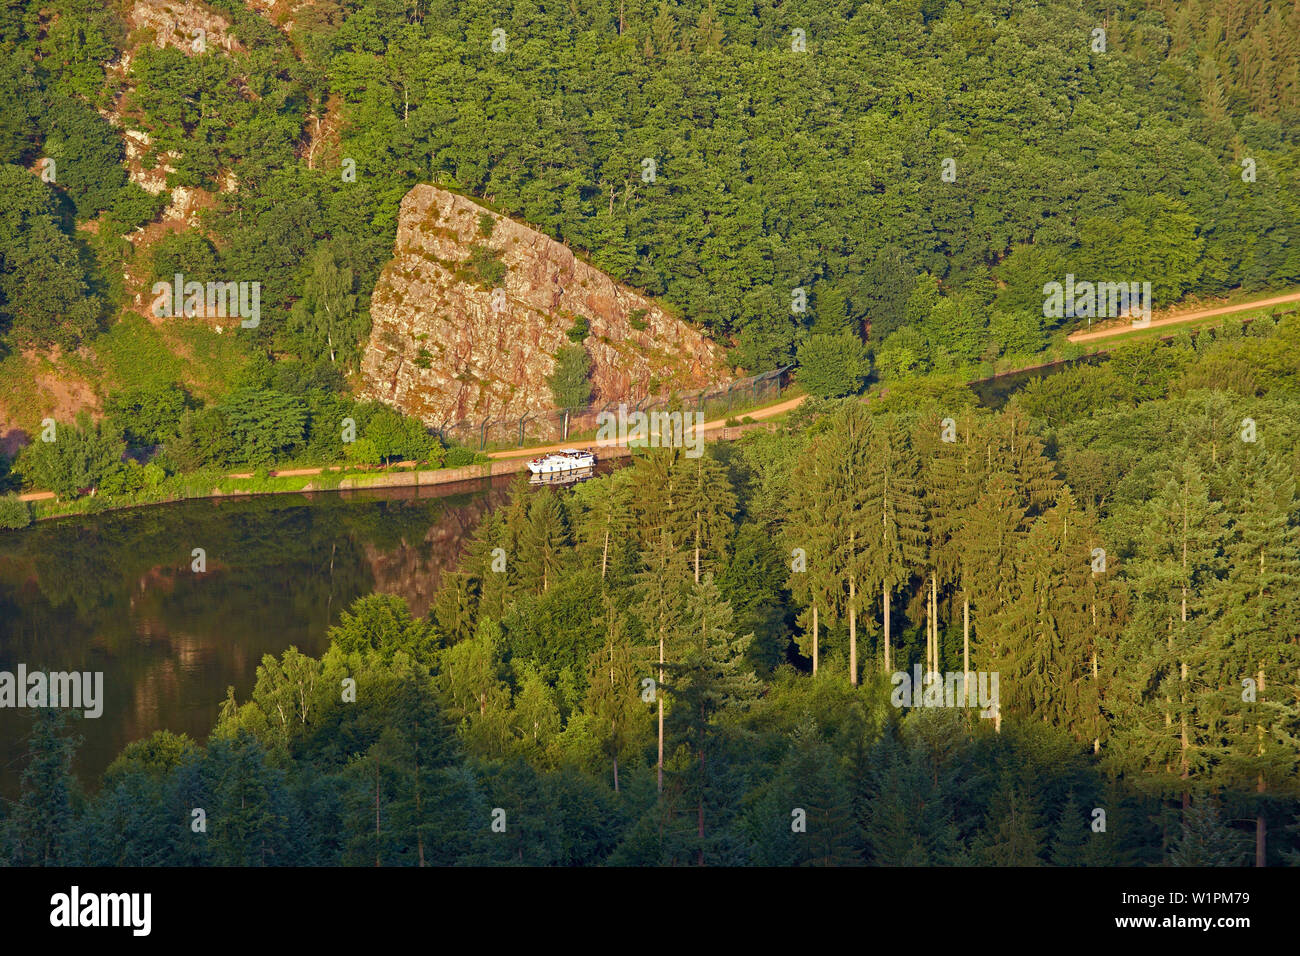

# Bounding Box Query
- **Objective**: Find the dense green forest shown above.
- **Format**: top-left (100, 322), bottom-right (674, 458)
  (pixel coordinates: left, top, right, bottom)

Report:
top-left (3, 0), bottom-right (1299, 375)
top-left (6, 315), bottom-right (1300, 866)
top-left (3, 0), bottom-right (1300, 868)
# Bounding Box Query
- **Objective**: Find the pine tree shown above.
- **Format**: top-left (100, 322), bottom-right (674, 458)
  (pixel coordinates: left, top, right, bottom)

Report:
top-left (795, 403), bottom-right (877, 684)
top-left (972, 782), bottom-right (1048, 866)
top-left (3, 709), bottom-right (82, 866)
top-left (787, 431), bottom-right (840, 673)
top-left (670, 450), bottom-right (736, 584)
top-left (570, 469), bottom-right (636, 582)
top-left (781, 730), bottom-right (860, 866)
top-left (1167, 799), bottom-right (1250, 866)
top-left (1201, 452), bottom-right (1300, 865)
top-left (1049, 790), bottom-right (1089, 866)
top-left (584, 597), bottom-right (651, 791)
top-left (864, 414), bottom-right (926, 674)
top-left (431, 570), bottom-right (479, 646)
top-left (993, 492), bottom-right (1116, 741)
top-left (1107, 458), bottom-right (1225, 801)
top-left (634, 529), bottom-right (691, 792)
top-left (659, 574), bottom-right (760, 864)
top-left (518, 488), bottom-right (569, 594)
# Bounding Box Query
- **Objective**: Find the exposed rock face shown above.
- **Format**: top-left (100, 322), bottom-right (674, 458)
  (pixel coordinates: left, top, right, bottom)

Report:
top-left (359, 185), bottom-right (729, 425)
top-left (126, 0), bottom-right (241, 55)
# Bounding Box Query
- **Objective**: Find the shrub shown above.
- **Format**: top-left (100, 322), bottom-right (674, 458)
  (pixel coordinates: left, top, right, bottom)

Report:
top-left (796, 332), bottom-right (871, 398)
top-left (566, 316), bottom-right (590, 342)
top-left (16, 415), bottom-right (125, 499)
top-left (445, 447), bottom-right (477, 467)
top-left (0, 494), bottom-right (31, 529)
top-left (105, 382), bottom-right (190, 447)
top-left (459, 244), bottom-right (506, 289)
top-left (548, 345), bottom-right (592, 408)
top-left (344, 437), bottom-right (381, 465)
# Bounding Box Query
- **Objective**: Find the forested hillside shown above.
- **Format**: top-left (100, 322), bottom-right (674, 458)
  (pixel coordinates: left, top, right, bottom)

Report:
top-left (3, 0), bottom-right (1300, 869)
top-left (3, 0), bottom-right (1299, 423)
top-left (8, 314), bottom-right (1300, 866)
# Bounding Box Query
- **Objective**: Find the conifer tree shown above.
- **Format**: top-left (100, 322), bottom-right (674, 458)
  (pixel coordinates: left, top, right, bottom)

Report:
top-left (670, 451), bottom-right (737, 584)
top-left (993, 492), bottom-right (1116, 741)
top-left (519, 488), bottom-right (569, 594)
top-left (584, 597), bottom-right (651, 791)
top-left (634, 530), bottom-right (691, 792)
top-left (1201, 452), bottom-right (1300, 865)
top-left (659, 574), bottom-right (760, 863)
top-left (571, 469), bottom-right (636, 582)
top-left (863, 414), bottom-right (926, 674)
top-left (3, 709), bottom-right (82, 866)
top-left (924, 409), bottom-right (983, 678)
top-left (1107, 459), bottom-right (1225, 802)
top-left (787, 433), bottom-right (840, 673)
top-left (971, 782), bottom-right (1048, 866)
top-left (1167, 799), bottom-right (1250, 866)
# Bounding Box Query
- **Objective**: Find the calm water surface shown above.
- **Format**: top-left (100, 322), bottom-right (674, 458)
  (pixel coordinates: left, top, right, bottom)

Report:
top-left (0, 477), bottom-right (523, 794)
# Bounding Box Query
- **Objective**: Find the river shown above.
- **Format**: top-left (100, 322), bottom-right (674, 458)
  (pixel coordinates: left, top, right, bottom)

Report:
top-left (0, 475), bottom-right (532, 795)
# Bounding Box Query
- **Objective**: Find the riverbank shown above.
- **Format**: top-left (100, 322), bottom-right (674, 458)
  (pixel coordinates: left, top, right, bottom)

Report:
top-left (12, 421), bottom-right (780, 523)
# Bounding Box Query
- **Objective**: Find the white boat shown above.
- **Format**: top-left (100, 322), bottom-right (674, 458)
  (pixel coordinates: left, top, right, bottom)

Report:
top-left (529, 469), bottom-right (596, 486)
top-left (527, 448), bottom-right (596, 475)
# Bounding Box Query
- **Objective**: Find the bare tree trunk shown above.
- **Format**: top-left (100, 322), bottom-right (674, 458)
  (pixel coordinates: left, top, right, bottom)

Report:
top-left (1092, 601), bottom-right (1099, 753)
top-left (849, 530), bottom-right (857, 685)
top-left (601, 528), bottom-right (609, 579)
top-left (930, 575), bottom-right (939, 673)
top-left (1257, 666), bottom-right (1266, 867)
top-left (812, 602), bottom-right (819, 675)
top-left (694, 511), bottom-right (701, 584)
top-left (657, 630), bottom-right (665, 793)
top-left (883, 584), bottom-right (890, 673)
top-left (1092, 648), bottom-right (1099, 754)
top-left (849, 588), bottom-right (857, 686)
top-left (962, 593), bottom-right (970, 679)
top-left (1181, 487), bottom-right (1190, 805)
top-left (924, 584), bottom-right (932, 676)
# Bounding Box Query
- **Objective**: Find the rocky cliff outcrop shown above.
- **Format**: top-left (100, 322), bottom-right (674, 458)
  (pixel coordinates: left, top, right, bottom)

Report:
top-left (359, 185), bottom-right (729, 424)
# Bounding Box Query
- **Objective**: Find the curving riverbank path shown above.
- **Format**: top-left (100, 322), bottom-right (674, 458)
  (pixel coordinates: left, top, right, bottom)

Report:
top-left (1066, 290), bottom-right (1300, 344)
